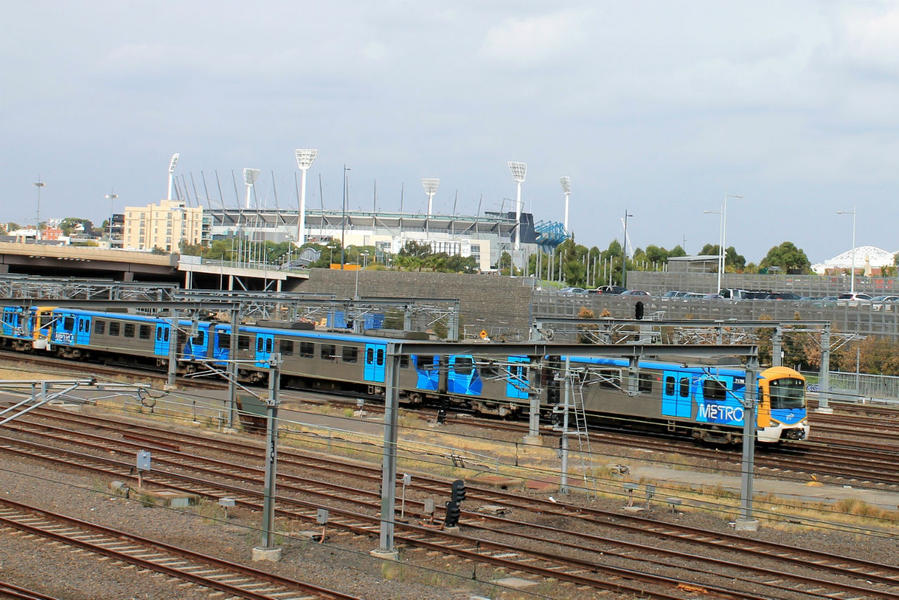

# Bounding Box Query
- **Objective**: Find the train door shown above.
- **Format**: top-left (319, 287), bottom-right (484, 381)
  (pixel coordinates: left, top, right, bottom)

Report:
top-left (213, 328), bottom-right (230, 363)
top-left (449, 355), bottom-right (482, 395)
top-left (154, 323), bottom-right (171, 356)
top-left (255, 333), bottom-right (274, 367)
top-left (505, 356), bottom-right (529, 400)
top-left (75, 315), bottom-right (91, 345)
top-left (412, 355), bottom-right (440, 390)
top-left (661, 371), bottom-right (691, 417)
top-left (363, 343), bottom-right (386, 383)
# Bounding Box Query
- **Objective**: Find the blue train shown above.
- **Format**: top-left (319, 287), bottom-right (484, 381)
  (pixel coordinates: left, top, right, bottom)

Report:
top-left (0, 305), bottom-right (808, 444)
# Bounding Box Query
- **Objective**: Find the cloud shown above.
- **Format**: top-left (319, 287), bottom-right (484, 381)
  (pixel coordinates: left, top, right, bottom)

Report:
top-left (480, 10), bottom-right (587, 64)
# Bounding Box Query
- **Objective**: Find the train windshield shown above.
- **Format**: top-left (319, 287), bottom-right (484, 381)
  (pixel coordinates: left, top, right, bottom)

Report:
top-left (769, 377), bottom-right (805, 409)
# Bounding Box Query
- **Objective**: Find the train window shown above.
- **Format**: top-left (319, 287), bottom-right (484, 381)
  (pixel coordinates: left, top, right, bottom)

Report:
top-left (321, 344), bottom-right (336, 360)
top-left (238, 336), bottom-right (250, 351)
top-left (139, 325), bottom-right (151, 340)
top-left (257, 337), bottom-right (264, 352)
top-left (598, 369), bottom-right (620, 389)
top-left (178, 331), bottom-right (187, 347)
top-left (453, 357), bottom-right (473, 375)
top-left (281, 340), bottom-right (294, 354)
top-left (399, 355), bottom-right (410, 368)
top-left (218, 333), bottom-right (230, 349)
top-left (702, 378), bottom-right (728, 401)
top-left (679, 377), bottom-right (690, 398)
top-left (342, 346), bottom-right (358, 363)
top-left (366, 348), bottom-right (374, 363)
top-left (265, 338), bottom-right (273, 353)
top-left (95, 320), bottom-right (106, 335)
top-left (376, 348), bottom-right (384, 366)
top-left (85, 320), bottom-right (90, 333)
top-left (299, 342), bottom-right (314, 357)
top-left (63, 316), bottom-right (74, 331)
top-left (664, 376), bottom-right (675, 395)
top-left (109, 322), bottom-right (120, 336)
top-left (638, 372), bottom-right (653, 393)
top-left (124, 323), bottom-right (135, 338)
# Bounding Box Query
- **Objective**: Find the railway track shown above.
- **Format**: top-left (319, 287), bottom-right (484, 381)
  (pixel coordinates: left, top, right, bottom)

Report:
top-left (2, 406), bottom-right (897, 599)
top-left (0, 498), bottom-right (359, 600)
top-left (0, 581), bottom-right (61, 600)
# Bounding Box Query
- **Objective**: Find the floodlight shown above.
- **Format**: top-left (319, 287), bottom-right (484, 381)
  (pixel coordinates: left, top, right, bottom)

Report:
top-left (294, 149), bottom-right (319, 245)
top-left (243, 168), bottom-right (261, 209)
top-left (243, 168), bottom-right (261, 185)
top-left (166, 153), bottom-right (180, 201)
top-left (560, 176), bottom-right (571, 232)
top-left (508, 161), bottom-right (527, 182)
top-left (295, 148), bottom-right (318, 170)
top-left (507, 161), bottom-right (527, 250)
top-left (421, 178), bottom-right (440, 218)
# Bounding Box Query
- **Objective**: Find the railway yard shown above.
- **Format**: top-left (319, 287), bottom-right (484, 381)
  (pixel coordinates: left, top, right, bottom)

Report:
top-left (0, 354), bottom-right (897, 600)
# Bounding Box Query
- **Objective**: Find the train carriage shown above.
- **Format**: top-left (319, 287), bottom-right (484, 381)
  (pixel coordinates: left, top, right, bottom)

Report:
top-left (556, 355), bottom-right (808, 443)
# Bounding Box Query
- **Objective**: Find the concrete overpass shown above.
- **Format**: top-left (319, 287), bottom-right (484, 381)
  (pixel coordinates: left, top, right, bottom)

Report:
top-left (0, 242), bottom-right (308, 291)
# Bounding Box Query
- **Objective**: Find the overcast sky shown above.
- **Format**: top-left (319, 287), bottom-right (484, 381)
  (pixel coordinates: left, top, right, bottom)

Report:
top-left (2, 1), bottom-right (898, 263)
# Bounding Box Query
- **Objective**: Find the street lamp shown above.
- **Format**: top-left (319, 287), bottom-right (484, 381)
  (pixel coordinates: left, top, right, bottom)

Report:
top-left (341, 165), bottom-right (350, 269)
top-left (295, 148), bottom-right (318, 246)
top-left (167, 153), bottom-right (180, 201)
top-left (33, 179), bottom-right (45, 241)
top-left (105, 192), bottom-right (118, 242)
top-left (507, 161), bottom-right (527, 251)
top-left (243, 168), bottom-right (261, 209)
top-left (703, 208), bottom-right (722, 293)
top-left (837, 207), bottom-right (857, 294)
top-left (560, 176), bottom-right (571, 234)
top-left (622, 211), bottom-right (633, 288)
top-left (711, 193), bottom-right (743, 294)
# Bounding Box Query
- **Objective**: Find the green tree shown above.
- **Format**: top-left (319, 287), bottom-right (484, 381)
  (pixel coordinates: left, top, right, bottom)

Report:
top-left (59, 217), bottom-right (94, 236)
top-left (759, 242), bottom-right (811, 274)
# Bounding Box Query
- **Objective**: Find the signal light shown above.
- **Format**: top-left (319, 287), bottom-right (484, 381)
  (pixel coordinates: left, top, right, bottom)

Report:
top-left (451, 479), bottom-right (466, 503)
top-left (444, 500), bottom-right (461, 528)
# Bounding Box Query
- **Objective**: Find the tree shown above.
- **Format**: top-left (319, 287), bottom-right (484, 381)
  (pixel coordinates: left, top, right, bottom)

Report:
top-left (59, 217), bottom-right (94, 236)
top-left (759, 242), bottom-right (811, 274)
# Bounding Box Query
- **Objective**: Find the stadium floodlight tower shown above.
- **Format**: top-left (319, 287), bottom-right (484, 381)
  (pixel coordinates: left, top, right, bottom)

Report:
top-left (421, 178), bottom-right (440, 217)
top-left (507, 161), bottom-right (527, 250)
top-left (560, 176), bottom-right (571, 233)
top-left (294, 149), bottom-right (318, 245)
top-left (243, 168), bottom-right (261, 209)
top-left (167, 153), bottom-right (180, 201)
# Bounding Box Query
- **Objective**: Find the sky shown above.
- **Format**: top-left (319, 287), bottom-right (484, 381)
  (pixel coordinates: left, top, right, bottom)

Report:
top-left (2, 1), bottom-right (898, 264)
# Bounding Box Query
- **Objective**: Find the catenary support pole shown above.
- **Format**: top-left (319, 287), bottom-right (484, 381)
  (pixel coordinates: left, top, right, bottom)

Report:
top-left (817, 324), bottom-right (833, 413)
top-left (373, 343), bottom-right (400, 559)
top-left (260, 356), bottom-right (280, 548)
top-left (736, 358), bottom-right (759, 531)
top-left (227, 307), bottom-right (240, 428)
top-left (166, 310), bottom-right (178, 389)
top-left (772, 327), bottom-right (782, 367)
top-left (560, 357), bottom-right (570, 494)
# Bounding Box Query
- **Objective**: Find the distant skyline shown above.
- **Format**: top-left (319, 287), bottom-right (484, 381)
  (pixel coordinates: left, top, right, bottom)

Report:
top-left (2, 1), bottom-right (898, 264)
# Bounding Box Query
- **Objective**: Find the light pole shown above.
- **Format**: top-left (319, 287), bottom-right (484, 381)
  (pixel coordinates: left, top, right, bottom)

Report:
top-left (294, 149), bottom-right (318, 246)
top-left (341, 166), bottom-right (350, 269)
top-left (703, 208), bottom-right (722, 293)
top-left (837, 207), bottom-right (857, 294)
top-left (717, 193), bottom-right (743, 294)
top-left (33, 179), bottom-right (45, 241)
top-left (560, 176), bottom-right (571, 234)
top-left (507, 161), bottom-right (527, 251)
top-left (243, 168), bottom-right (261, 209)
top-left (622, 211), bottom-right (633, 288)
top-left (167, 153), bottom-right (180, 201)
top-left (105, 192), bottom-right (118, 243)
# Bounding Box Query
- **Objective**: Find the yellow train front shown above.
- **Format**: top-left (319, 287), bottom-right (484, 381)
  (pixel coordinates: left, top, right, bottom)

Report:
top-left (555, 357), bottom-right (809, 444)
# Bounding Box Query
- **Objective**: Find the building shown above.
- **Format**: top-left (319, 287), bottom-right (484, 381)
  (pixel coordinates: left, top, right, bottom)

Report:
top-left (205, 207), bottom-right (542, 272)
top-left (123, 200), bottom-right (209, 252)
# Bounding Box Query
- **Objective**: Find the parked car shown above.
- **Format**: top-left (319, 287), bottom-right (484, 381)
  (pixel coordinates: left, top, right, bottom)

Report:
top-left (837, 292), bottom-right (873, 306)
top-left (620, 289), bottom-right (650, 296)
top-left (594, 285), bottom-right (627, 295)
top-left (662, 290), bottom-right (687, 298)
top-left (559, 287), bottom-right (587, 295)
top-left (764, 292), bottom-right (801, 300)
top-left (701, 293), bottom-right (723, 300)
